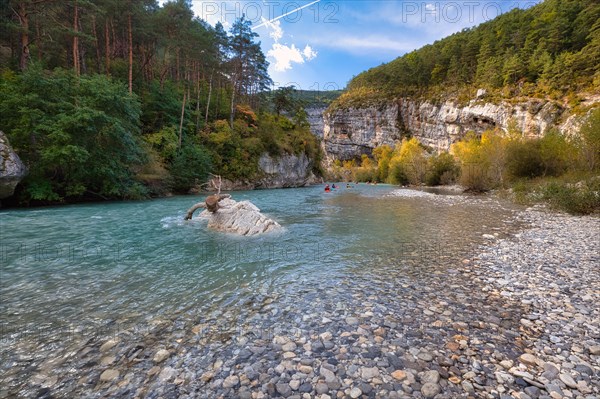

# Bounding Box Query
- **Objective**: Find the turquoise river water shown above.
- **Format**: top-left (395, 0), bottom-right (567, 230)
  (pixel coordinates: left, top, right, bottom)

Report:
top-left (0, 185), bottom-right (522, 397)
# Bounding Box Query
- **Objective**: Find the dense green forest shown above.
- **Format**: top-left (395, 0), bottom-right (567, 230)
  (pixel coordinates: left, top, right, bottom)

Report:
top-left (0, 0), bottom-right (321, 205)
top-left (335, 0), bottom-right (600, 108)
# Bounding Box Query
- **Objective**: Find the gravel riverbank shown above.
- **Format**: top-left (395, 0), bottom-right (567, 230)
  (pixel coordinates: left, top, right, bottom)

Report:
top-left (472, 206), bottom-right (599, 399)
top-left (2, 195), bottom-right (599, 399)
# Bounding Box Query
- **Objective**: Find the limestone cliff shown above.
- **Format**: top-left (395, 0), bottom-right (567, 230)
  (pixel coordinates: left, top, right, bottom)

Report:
top-left (305, 106), bottom-right (327, 139)
top-left (0, 131), bottom-right (27, 199)
top-left (214, 153), bottom-right (319, 191)
top-left (323, 105), bottom-right (402, 162)
top-left (321, 96), bottom-right (598, 163)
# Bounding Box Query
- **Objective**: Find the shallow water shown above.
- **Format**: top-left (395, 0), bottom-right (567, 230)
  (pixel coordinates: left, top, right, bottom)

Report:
top-left (0, 185), bottom-right (522, 395)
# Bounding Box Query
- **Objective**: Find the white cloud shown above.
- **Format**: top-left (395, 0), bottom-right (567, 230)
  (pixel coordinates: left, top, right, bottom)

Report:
top-left (260, 17), bottom-right (317, 72)
top-left (267, 44), bottom-right (306, 71)
top-left (262, 18), bottom-right (284, 42)
top-left (302, 45), bottom-right (317, 61)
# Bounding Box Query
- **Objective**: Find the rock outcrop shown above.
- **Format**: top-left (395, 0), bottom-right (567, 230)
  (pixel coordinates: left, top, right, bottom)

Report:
top-left (257, 153), bottom-right (318, 188)
top-left (197, 198), bottom-right (281, 236)
top-left (0, 131), bottom-right (27, 199)
top-left (398, 98), bottom-right (563, 150)
top-left (305, 106), bottom-right (327, 139)
top-left (213, 153), bottom-right (319, 191)
top-left (322, 96), bottom-right (597, 163)
top-left (323, 105), bottom-right (402, 163)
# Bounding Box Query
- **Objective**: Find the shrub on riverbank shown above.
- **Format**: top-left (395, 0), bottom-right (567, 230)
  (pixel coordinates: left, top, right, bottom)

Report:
top-left (426, 152), bottom-right (460, 186)
top-left (542, 179), bottom-right (600, 215)
top-left (1, 68), bottom-right (147, 204)
top-left (504, 129), bottom-right (576, 179)
top-left (450, 110), bottom-right (600, 214)
top-left (333, 109), bottom-right (599, 214)
top-left (388, 138), bottom-right (428, 185)
top-left (1, 69), bottom-right (323, 204)
top-left (511, 174), bottom-right (600, 215)
top-left (451, 131), bottom-right (507, 191)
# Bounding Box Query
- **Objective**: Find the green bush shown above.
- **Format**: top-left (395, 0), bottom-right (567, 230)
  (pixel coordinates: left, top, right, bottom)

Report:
top-left (144, 126), bottom-right (179, 163)
top-left (0, 67), bottom-right (146, 203)
top-left (541, 179), bottom-right (600, 215)
top-left (140, 81), bottom-right (184, 134)
top-left (451, 132), bottom-right (502, 191)
top-left (169, 145), bottom-right (212, 192)
top-left (354, 167), bottom-right (378, 182)
top-left (426, 152), bottom-right (460, 186)
top-left (505, 139), bottom-right (545, 178)
top-left (388, 138), bottom-right (428, 185)
top-left (539, 129), bottom-right (575, 176)
top-left (388, 161), bottom-right (409, 185)
top-left (505, 130), bottom-right (575, 180)
top-left (578, 108), bottom-right (600, 171)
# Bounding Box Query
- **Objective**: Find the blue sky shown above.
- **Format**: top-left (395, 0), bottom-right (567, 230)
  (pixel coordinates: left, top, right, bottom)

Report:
top-left (170, 1), bottom-right (543, 90)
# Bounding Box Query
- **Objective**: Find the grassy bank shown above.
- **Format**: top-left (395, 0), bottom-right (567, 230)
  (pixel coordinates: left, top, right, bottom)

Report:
top-left (508, 173), bottom-right (600, 215)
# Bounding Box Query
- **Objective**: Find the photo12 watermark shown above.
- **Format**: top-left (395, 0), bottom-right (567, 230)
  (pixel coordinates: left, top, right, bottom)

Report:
top-left (1, 241), bottom-right (123, 265)
top-left (194, 240), bottom-right (341, 264)
top-left (395, 1), bottom-right (539, 25)
top-left (199, 1), bottom-right (340, 26)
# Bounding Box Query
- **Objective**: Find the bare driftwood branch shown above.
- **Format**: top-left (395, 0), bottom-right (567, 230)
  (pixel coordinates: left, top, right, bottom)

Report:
top-left (184, 202), bottom-right (206, 220)
top-left (197, 174), bottom-right (223, 193)
top-left (184, 193), bottom-right (231, 220)
top-left (210, 174), bottom-right (222, 194)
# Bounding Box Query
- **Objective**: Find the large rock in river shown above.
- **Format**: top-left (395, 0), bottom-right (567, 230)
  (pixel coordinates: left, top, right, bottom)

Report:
top-left (0, 131), bottom-right (27, 199)
top-left (198, 198), bottom-right (281, 236)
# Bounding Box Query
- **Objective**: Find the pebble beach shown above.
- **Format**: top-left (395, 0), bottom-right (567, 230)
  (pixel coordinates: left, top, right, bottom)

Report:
top-left (2, 193), bottom-right (599, 399)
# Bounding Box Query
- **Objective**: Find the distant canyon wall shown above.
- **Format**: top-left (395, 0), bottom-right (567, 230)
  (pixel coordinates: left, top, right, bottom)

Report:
top-left (215, 153), bottom-right (319, 191)
top-left (305, 106), bottom-right (327, 139)
top-left (315, 96), bottom-right (598, 164)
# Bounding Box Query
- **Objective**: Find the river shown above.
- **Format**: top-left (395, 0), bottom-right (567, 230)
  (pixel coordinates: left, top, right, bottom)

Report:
top-left (0, 185), bottom-right (524, 397)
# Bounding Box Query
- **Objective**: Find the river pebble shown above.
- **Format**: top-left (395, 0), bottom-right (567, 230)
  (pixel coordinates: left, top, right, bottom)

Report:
top-left (1, 202), bottom-right (598, 399)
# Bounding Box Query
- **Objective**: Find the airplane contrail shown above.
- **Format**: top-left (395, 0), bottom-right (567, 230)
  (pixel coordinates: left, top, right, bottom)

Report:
top-left (253, 0), bottom-right (322, 30)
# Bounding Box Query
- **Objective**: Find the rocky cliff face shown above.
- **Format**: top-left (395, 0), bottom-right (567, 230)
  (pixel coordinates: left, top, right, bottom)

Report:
top-left (257, 153), bottom-right (318, 188)
top-left (0, 131), bottom-right (27, 199)
top-left (323, 105), bottom-right (403, 162)
top-left (322, 97), bottom-right (594, 163)
top-left (305, 106), bottom-right (327, 139)
top-left (215, 153), bottom-right (319, 191)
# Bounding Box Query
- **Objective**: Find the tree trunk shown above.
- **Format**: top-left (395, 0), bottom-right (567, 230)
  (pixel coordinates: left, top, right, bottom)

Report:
top-left (159, 48), bottom-right (169, 90)
top-left (215, 78), bottom-right (221, 119)
top-left (205, 70), bottom-right (213, 124)
top-left (78, 15), bottom-right (87, 74)
top-left (17, 3), bottom-right (30, 71)
top-left (178, 91), bottom-right (187, 150)
top-left (229, 80), bottom-right (236, 127)
top-left (128, 12), bottom-right (133, 94)
top-left (35, 15), bottom-right (42, 62)
top-left (111, 19), bottom-right (116, 58)
top-left (176, 47), bottom-right (180, 82)
top-left (104, 19), bottom-right (111, 75)
top-left (91, 15), bottom-right (101, 73)
top-left (73, 0), bottom-right (80, 76)
top-left (195, 68), bottom-right (201, 129)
